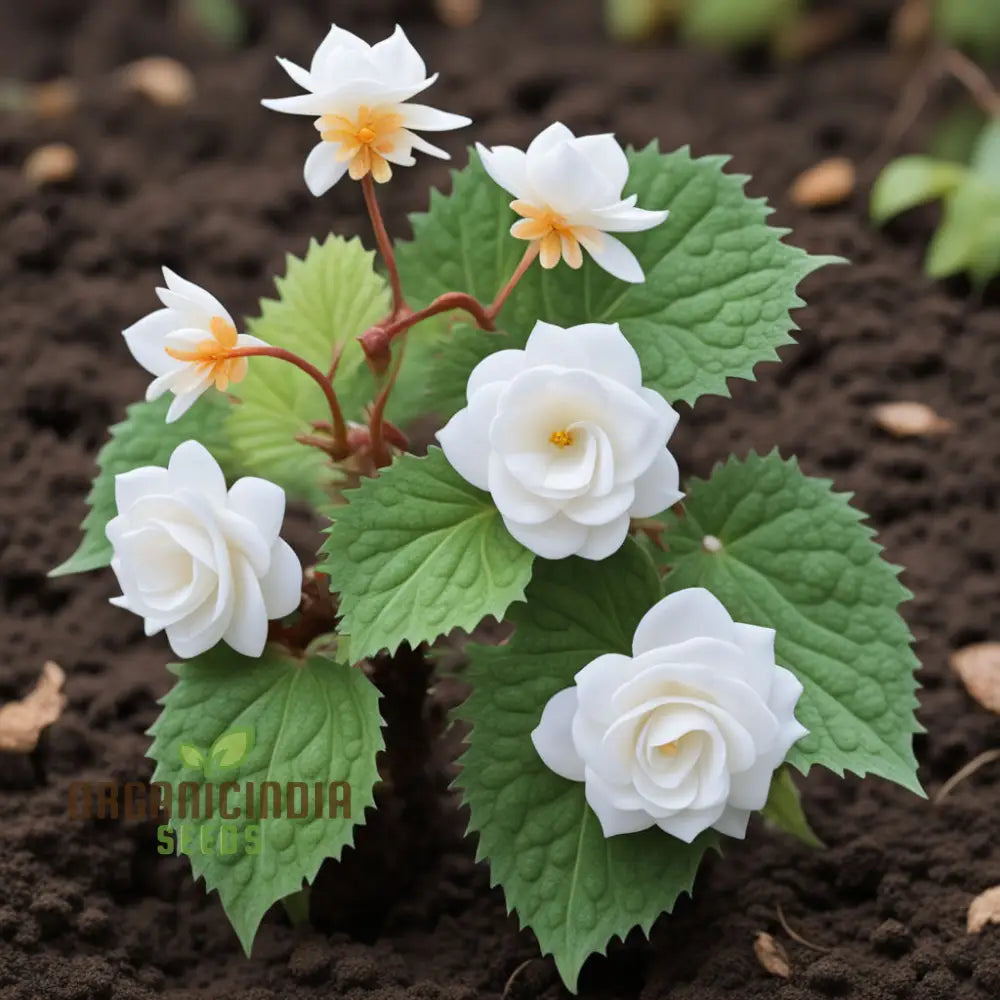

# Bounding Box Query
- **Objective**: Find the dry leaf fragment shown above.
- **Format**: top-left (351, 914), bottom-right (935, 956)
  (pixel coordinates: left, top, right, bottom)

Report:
top-left (23, 143), bottom-right (78, 187)
top-left (31, 78), bottom-right (79, 118)
top-left (754, 932), bottom-right (792, 978)
top-left (774, 10), bottom-right (858, 63)
top-left (120, 57), bottom-right (195, 107)
top-left (434, 0), bottom-right (482, 28)
top-left (872, 401), bottom-right (955, 437)
top-left (949, 643), bottom-right (1000, 714)
top-left (789, 157), bottom-right (856, 208)
top-left (0, 662), bottom-right (67, 753)
top-left (968, 886), bottom-right (1000, 933)
top-left (890, 0), bottom-right (933, 52)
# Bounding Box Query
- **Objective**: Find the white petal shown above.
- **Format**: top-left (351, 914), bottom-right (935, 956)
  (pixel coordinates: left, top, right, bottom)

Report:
top-left (656, 802), bottom-right (726, 843)
top-left (466, 348), bottom-right (527, 397)
top-left (591, 203), bottom-right (670, 234)
top-left (435, 382), bottom-right (503, 491)
top-left (400, 103), bottom-right (471, 132)
top-left (227, 477), bottom-right (286, 541)
top-left (114, 467), bottom-right (169, 515)
top-left (574, 513), bottom-right (631, 560)
top-left (502, 513), bottom-right (586, 560)
top-left (405, 130), bottom-right (450, 160)
top-left (488, 454), bottom-right (558, 525)
top-left (370, 24), bottom-right (426, 85)
top-left (476, 143), bottom-right (532, 201)
top-left (632, 587), bottom-right (737, 655)
top-left (584, 772), bottom-right (655, 837)
top-left (573, 134), bottom-right (629, 194)
top-left (573, 653), bottom-right (642, 721)
top-left (167, 440), bottom-right (228, 504)
top-left (712, 805), bottom-right (752, 840)
top-left (531, 141), bottom-right (618, 217)
top-left (261, 92), bottom-right (336, 116)
top-left (581, 233), bottom-right (645, 283)
top-left (165, 387), bottom-right (208, 423)
top-left (629, 449), bottom-right (683, 518)
top-left (222, 556), bottom-right (269, 658)
top-left (562, 484), bottom-right (635, 527)
top-left (122, 309), bottom-right (184, 378)
top-left (531, 687), bottom-right (585, 782)
top-left (259, 540), bottom-right (303, 620)
top-left (161, 268), bottom-right (230, 323)
top-left (310, 23), bottom-right (372, 81)
top-left (525, 122), bottom-right (576, 172)
top-left (303, 142), bottom-right (349, 197)
top-left (523, 321), bottom-right (642, 389)
top-left (165, 607), bottom-right (227, 659)
top-left (727, 752), bottom-right (780, 811)
top-left (275, 56), bottom-right (313, 91)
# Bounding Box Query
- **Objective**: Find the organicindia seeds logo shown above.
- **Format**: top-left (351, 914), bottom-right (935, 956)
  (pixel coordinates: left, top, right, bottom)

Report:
top-left (66, 725), bottom-right (352, 858)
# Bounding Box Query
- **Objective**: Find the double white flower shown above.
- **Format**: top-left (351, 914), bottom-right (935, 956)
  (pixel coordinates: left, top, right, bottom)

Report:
top-left (106, 441), bottom-right (302, 659)
top-left (437, 321), bottom-right (682, 560)
top-left (123, 268), bottom-right (265, 423)
top-left (478, 123), bottom-right (668, 283)
top-left (532, 588), bottom-right (809, 842)
top-left (263, 24), bottom-right (470, 194)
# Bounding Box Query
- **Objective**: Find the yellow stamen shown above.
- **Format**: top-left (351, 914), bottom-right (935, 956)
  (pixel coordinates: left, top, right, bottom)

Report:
top-left (657, 741), bottom-right (680, 755)
top-left (164, 315), bottom-right (247, 392)
top-left (549, 429), bottom-right (574, 448)
top-left (317, 106), bottom-right (403, 184)
top-left (511, 201), bottom-right (587, 270)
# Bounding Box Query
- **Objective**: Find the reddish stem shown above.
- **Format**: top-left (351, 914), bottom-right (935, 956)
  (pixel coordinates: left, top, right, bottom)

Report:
top-left (369, 339), bottom-right (407, 470)
top-left (361, 174), bottom-right (407, 318)
top-left (226, 346), bottom-right (348, 459)
top-left (487, 243), bottom-right (539, 321)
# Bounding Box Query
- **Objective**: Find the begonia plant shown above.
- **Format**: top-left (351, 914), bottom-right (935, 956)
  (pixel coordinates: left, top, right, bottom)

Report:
top-left (51, 22), bottom-right (923, 990)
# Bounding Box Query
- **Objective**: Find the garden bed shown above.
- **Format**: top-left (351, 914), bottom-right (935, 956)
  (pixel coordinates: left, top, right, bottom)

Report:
top-left (1, 0), bottom-right (999, 997)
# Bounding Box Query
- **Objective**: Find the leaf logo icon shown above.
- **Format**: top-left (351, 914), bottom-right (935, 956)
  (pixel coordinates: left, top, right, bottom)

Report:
top-left (177, 726), bottom-right (254, 776)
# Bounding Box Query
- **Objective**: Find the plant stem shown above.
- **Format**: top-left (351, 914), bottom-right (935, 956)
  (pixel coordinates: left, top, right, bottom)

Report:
top-left (361, 174), bottom-right (407, 317)
top-left (226, 346), bottom-right (348, 459)
top-left (487, 243), bottom-right (539, 321)
top-left (942, 48), bottom-right (1000, 119)
top-left (369, 338), bottom-right (407, 469)
top-left (281, 886), bottom-right (311, 927)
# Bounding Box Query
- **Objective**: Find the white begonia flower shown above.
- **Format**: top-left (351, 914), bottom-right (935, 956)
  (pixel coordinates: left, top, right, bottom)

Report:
top-left (106, 441), bottom-right (303, 660)
top-left (122, 268), bottom-right (266, 424)
top-left (262, 23), bottom-right (471, 195)
top-left (436, 321), bottom-right (682, 560)
top-left (476, 123), bottom-right (669, 283)
top-left (532, 588), bottom-right (809, 843)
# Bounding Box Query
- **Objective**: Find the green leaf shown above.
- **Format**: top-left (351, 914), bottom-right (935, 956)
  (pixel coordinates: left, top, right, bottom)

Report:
top-left (178, 744), bottom-right (206, 770)
top-left (395, 145), bottom-right (835, 416)
top-left (657, 451), bottom-right (922, 795)
top-left (50, 393), bottom-right (236, 577)
top-left (320, 447), bottom-right (535, 660)
top-left (681, 0), bottom-right (801, 49)
top-left (604, 0), bottom-right (685, 40)
top-left (927, 176), bottom-right (1000, 279)
top-left (761, 767), bottom-right (823, 848)
top-left (180, 0), bottom-right (247, 48)
top-left (226, 235), bottom-right (390, 504)
top-left (929, 101), bottom-right (989, 165)
top-left (210, 726), bottom-right (254, 770)
top-left (971, 119), bottom-right (1000, 178)
top-left (934, 0), bottom-right (1000, 63)
top-left (148, 646), bottom-right (383, 955)
top-left (870, 156), bottom-right (967, 224)
top-left (423, 321), bottom-right (508, 417)
top-left (457, 541), bottom-right (716, 992)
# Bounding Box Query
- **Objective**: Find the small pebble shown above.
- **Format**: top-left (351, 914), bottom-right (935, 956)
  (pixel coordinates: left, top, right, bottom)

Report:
top-left (120, 56), bottom-right (195, 107)
top-left (789, 157), bottom-right (855, 209)
top-left (32, 78), bottom-right (79, 118)
top-left (23, 143), bottom-right (78, 187)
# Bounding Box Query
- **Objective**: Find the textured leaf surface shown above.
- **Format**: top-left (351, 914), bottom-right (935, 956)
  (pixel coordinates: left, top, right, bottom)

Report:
top-left (657, 452), bottom-right (922, 794)
top-left (148, 647), bottom-right (382, 954)
top-left (320, 447), bottom-right (535, 660)
top-left (227, 235), bottom-right (389, 503)
top-left (457, 542), bottom-right (716, 992)
top-left (51, 393), bottom-right (236, 577)
top-left (395, 145), bottom-right (835, 415)
top-left (761, 767), bottom-right (823, 847)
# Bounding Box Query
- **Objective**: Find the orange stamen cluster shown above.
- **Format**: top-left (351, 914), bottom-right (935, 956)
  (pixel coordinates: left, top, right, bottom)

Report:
top-left (549, 429), bottom-right (574, 449)
top-left (656, 740), bottom-right (680, 756)
top-left (510, 201), bottom-right (601, 270)
top-left (318, 106), bottom-right (404, 184)
top-left (165, 316), bottom-right (248, 391)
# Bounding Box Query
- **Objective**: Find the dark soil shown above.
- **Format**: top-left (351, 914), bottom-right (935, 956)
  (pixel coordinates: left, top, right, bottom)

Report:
top-left (2, 1), bottom-right (999, 998)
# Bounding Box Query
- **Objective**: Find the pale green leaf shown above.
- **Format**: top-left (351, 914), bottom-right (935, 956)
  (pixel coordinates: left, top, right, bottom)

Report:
top-left (870, 156), bottom-right (967, 224)
top-left (148, 646), bottom-right (383, 955)
top-left (971, 119), bottom-right (1000, 179)
top-left (180, 0), bottom-right (247, 48)
top-left (934, 0), bottom-right (1000, 63)
top-left (226, 235), bottom-right (389, 504)
top-left (927, 177), bottom-right (1000, 279)
top-left (761, 767), bottom-right (823, 848)
top-left (395, 145), bottom-right (836, 415)
top-left (928, 101), bottom-right (989, 165)
top-left (50, 393), bottom-right (236, 577)
top-left (320, 447), bottom-right (535, 660)
top-left (657, 451), bottom-right (923, 795)
top-left (457, 541), bottom-right (716, 992)
top-left (681, 0), bottom-right (801, 49)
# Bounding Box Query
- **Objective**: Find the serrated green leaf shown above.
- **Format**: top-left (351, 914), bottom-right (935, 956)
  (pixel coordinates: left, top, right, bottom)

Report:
top-left (761, 767), bottom-right (823, 848)
top-left (424, 321), bottom-right (509, 417)
top-left (50, 393), bottom-right (236, 577)
top-left (395, 145), bottom-right (835, 416)
top-left (657, 451), bottom-right (922, 795)
top-left (320, 447), bottom-right (534, 660)
top-left (681, 0), bottom-right (801, 49)
top-left (226, 235), bottom-right (389, 504)
top-left (870, 156), bottom-right (967, 224)
top-left (457, 541), bottom-right (715, 992)
top-left (934, 0), bottom-right (1000, 63)
top-left (148, 646), bottom-right (383, 954)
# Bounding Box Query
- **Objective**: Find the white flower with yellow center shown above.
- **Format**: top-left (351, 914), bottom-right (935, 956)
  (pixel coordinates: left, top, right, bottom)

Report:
top-left (122, 268), bottom-right (266, 423)
top-left (106, 441), bottom-right (303, 659)
top-left (436, 321), bottom-right (682, 560)
top-left (532, 588), bottom-right (809, 842)
top-left (262, 23), bottom-right (471, 194)
top-left (477, 123), bottom-right (669, 283)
